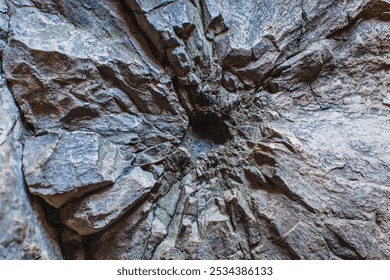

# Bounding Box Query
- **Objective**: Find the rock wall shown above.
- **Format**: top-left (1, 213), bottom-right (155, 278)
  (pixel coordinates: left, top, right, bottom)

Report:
top-left (0, 0), bottom-right (389, 259)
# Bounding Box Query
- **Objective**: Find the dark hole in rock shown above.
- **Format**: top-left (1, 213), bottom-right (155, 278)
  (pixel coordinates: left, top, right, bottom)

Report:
top-left (190, 110), bottom-right (232, 144)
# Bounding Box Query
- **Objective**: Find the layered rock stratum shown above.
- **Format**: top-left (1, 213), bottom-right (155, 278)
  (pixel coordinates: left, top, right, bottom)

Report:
top-left (0, 0), bottom-right (389, 259)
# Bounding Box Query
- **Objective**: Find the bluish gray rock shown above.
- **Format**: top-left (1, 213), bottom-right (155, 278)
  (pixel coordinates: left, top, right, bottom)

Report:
top-left (23, 131), bottom-right (128, 208)
top-left (60, 166), bottom-right (157, 235)
top-left (0, 75), bottom-right (62, 259)
top-left (1, 0), bottom-right (390, 260)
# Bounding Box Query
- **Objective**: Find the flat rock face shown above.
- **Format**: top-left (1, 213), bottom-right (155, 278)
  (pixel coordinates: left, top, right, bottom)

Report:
top-left (1, 0), bottom-right (390, 259)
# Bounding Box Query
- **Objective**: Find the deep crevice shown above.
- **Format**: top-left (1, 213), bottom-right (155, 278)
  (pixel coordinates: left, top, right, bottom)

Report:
top-left (36, 198), bottom-right (67, 257)
top-left (327, 0), bottom-right (390, 40)
top-left (119, 0), bottom-right (170, 68)
top-left (189, 109), bottom-right (232, 144)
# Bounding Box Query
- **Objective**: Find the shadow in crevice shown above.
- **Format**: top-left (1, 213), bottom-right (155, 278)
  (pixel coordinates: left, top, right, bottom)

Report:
top-left (189, 109), bottom-right (232, 145)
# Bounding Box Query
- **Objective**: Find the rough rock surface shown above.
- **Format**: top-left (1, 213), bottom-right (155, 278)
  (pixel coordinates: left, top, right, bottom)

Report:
top-left (0, 0), bottom-right (389, 259)
top-left (23, 130), bottom-right (128, 208)
top-left (0, 73), bottom-right (62, 259)
top-left (61, 166), bottom-right (157, 235)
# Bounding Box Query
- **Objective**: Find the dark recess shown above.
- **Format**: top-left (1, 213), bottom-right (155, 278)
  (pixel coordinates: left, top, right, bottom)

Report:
top-left (190, 109), bottom-right (232, 144)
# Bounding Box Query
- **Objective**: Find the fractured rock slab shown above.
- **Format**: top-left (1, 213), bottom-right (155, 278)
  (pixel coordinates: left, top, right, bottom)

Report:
top-left (0, 75), bottom-right (62, 260)
top-left (23, 131), bottom-right (126, 208)
top-left (60, 166), bottom-right (157, 235)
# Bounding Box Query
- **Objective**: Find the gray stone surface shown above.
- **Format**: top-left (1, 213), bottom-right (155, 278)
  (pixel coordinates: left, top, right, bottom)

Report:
top-left (61, 166), bottom-right (156, 235)
top-left (2, 2), bottom-right (188, 144)
top-left (23, 130), bottom-right (128, 208)
top-left (0, 0), bottom-right (390, 259)
top-left (0, 75), bottom-right (62, 259)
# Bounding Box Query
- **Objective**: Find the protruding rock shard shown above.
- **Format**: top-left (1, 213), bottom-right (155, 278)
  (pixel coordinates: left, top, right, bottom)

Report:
top-left (23, 131), bottom-right (127, 208)
top-left (60, 166), bottom-right (157, 235)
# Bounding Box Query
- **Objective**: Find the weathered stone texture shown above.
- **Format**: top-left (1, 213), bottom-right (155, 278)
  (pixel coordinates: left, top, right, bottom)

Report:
top-left (0, 75), bottom-right (62, 259)
top-left (23, 131), bottom-right (128, 208)
top-left (61, 166), bottom-right (156, 235)
top-left (1, 0), bottom-right (389, 259)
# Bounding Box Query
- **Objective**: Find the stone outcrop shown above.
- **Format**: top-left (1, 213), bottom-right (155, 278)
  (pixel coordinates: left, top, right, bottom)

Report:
top-left (0, 0), bottom-right (389, 259)
top-left (0, 75), bottom-right (62, 260)
top-left (61, 166), bottom-right (157, 235)
top-left (23, 130), bottom-right (128, 208)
